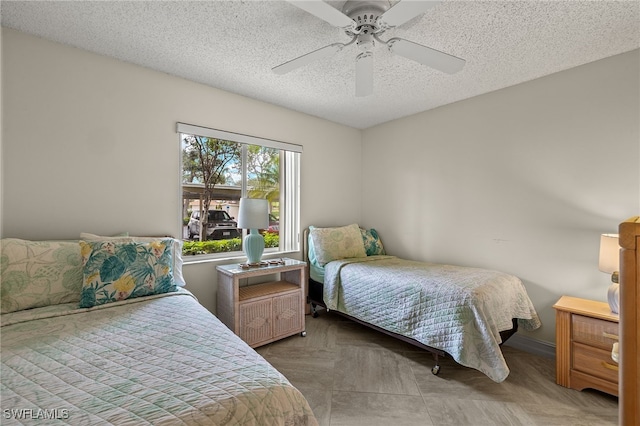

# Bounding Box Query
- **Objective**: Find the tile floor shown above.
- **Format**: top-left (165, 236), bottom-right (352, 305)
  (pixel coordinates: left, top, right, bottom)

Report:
top-left (257, 310), bottom-right (619, 426)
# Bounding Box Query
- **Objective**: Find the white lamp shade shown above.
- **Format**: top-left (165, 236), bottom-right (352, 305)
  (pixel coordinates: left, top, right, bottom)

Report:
top-left (237, 198), bottom-right (268, 230)
top-left (598, 233), bottom-right (620, 274)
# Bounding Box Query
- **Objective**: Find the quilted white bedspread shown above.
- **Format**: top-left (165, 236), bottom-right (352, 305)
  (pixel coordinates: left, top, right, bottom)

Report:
top-left (323, 256), bottom-right (541, 382)
top-left (1, 289), bottom-right (317, 425)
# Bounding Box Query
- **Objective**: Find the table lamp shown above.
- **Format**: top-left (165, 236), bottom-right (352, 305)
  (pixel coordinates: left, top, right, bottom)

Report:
top-left (238, 198), bottom-right (268, 264)
top-left (598, 233), bottom-right (620, 314)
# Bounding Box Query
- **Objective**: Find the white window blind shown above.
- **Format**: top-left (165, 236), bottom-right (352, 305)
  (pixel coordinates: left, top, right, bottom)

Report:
top-left (176, 123), bottom-right (303, 153)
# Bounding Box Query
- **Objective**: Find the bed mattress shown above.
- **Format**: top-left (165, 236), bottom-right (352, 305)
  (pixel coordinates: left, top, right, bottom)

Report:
top-left (323, 256), bottom-right (541, 382)
top-left (1, 289), bottom-right (317, 425)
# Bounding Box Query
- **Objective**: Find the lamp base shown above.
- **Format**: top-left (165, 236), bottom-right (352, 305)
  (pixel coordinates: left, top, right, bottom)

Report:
top-left (244, 229), bottom-right (265, 264)
top-left (607, 282), bottom-right (620, 314)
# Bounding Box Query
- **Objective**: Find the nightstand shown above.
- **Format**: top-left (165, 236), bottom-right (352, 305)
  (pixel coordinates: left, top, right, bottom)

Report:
top-left (553, 296), bottom-right (619, 396)
top-left (216, 258), bottom-right (307, 348)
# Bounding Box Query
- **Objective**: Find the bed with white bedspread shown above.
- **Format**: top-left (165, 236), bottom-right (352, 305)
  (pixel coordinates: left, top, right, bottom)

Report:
top-left (1, 289), bottom-right (316, 425)
top-left (0, 237), bottom-right (316, 425)
top-left (306, 224), bottom-right (541, 383)
top-left (323, 256), bottom-right (540, 382)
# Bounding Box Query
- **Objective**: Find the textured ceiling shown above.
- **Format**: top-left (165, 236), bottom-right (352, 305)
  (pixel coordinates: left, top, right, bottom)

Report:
top-left (1, 1), bottom-right (639, 129)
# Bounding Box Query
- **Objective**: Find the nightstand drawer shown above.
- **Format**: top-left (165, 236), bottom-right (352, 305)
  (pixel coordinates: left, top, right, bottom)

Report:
top-left (554, 296), bottom-right (619, 396)
top-left (572, 314), bottom-right (618, 350)
top-left (572, 342), bottom-right (618, 383)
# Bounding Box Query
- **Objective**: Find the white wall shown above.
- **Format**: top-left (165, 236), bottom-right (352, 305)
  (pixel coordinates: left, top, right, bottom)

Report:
top-left (362, 50), bottom-right (640, 344)
top-left (1, 28), bottom-right (362, 313)
top-left (3, 28), bottom-right (638, 346)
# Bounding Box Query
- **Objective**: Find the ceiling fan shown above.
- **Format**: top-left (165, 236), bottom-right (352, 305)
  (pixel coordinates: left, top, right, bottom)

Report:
top-left (272, 0), bottom-right (466, 97)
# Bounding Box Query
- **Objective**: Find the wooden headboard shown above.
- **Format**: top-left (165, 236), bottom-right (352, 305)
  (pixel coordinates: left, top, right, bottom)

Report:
top-left (619, 216), bottom-right (640, 425)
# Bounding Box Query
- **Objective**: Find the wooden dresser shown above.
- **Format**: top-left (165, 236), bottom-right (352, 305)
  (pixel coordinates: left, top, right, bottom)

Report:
top-left (553, 296), bottom-right (619, 396)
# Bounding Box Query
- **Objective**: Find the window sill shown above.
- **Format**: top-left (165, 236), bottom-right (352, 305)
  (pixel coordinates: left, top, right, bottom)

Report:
top-left (182, 249), bottom-right (302, 266)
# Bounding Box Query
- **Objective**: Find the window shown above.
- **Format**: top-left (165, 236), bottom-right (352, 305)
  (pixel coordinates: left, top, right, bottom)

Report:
top-left (177, 123), bottom-right (301, 258)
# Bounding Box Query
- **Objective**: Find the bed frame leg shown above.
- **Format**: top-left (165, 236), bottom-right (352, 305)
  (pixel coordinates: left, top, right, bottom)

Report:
top-left (431, 353), bottom-right (441, 375)
top-left (311, 303), bottom-right (319, 318)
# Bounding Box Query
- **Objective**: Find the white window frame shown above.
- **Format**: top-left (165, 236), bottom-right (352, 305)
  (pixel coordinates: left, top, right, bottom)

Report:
top-left (177, 123), bottom-right (302, 263)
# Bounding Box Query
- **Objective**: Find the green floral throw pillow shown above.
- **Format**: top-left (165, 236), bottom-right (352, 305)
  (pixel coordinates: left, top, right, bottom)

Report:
top-left (361, 228), bottom-right (386, 256)
top-left (79, 239), bottom-right (176, 308)
top-left (1, 239), bottom-right (83, 313)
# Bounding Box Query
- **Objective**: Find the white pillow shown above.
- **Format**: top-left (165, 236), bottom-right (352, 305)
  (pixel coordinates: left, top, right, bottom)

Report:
top-left (1, 239), bottom-right (83, 313)
top-left (79, 233), bottom-right (186, 287)
top-left (309, 224), bottom-right (367, 266)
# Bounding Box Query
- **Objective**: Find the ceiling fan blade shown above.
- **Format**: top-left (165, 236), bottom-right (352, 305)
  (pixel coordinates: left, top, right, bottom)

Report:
top-left (272, 43), bottom-right (344, 75)
top-left (355, 52), bottom-right (373, 97)
top-left (287, 1), bottom-right (357, 30)
top-left (378, 0), bottom-right (441, 28)
top-left (388, 38), bottom-right (465, 74)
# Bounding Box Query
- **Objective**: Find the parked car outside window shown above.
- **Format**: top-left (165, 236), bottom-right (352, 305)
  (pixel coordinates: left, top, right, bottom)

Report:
top-left (267, 214), bottom-right (279, 233)
top-left (188, 210), bottom-right (240, 240)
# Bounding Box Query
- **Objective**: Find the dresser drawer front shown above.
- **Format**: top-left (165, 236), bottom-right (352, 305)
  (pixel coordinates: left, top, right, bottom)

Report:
top-left (572, 342), bottom-right (619, 384)
top-left (572, 314), bottom-right (618, 350)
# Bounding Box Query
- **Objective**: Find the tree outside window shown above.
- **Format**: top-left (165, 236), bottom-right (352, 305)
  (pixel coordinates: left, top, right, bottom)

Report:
top-left (244, 145), bottom-right (280, 227)
top-left (180, 130), bottom-right (291, 257)
top-left (182, 135), bottom-right (241, 242)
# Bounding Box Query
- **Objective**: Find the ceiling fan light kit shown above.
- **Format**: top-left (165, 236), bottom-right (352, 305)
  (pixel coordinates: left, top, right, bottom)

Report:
top-left (273, 0), bottom-right (465, 97)
top-left (355, 51), bottom-right (374, 96)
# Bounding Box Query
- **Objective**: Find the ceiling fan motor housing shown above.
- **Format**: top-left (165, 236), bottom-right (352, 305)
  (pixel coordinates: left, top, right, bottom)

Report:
top-left (356, 26), bottom-right (375, 51)
top-left (343, 0), bottom-right (391, 33)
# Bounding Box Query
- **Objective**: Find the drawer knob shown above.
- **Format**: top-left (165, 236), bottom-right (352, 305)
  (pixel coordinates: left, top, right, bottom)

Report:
top-left (601, 361), bottom-right (619, 372)
top-left (602, 332), bottom-right (619, 341)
